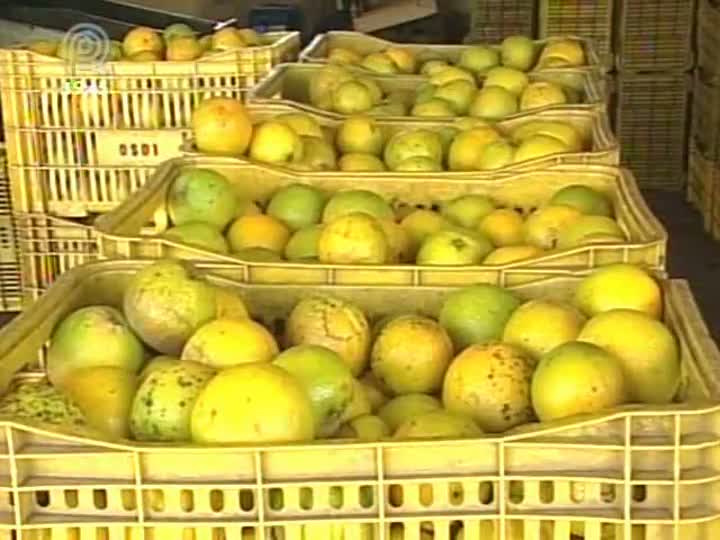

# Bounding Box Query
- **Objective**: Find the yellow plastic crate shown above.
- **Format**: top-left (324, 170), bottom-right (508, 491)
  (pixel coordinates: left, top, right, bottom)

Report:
top-left (14, 213), bottom-right (97, 307)
top-left (0, 32), bottom-right (300, 132)
top-left (249, 63), bottom-right (607, 122)
top-left (182, 106), bottom-right (619, 177)
top-left (4, 103), bottom-right (331, 218)
top-left (0, 259), bottom-right (718, 540)
top-left (538, 0), bottom-right (614, 72)
top-left (0, 144), bottom-right (21, 312)
top-left (87, 159), bottom-right (667, 286)
top-left (299, 31), bottom-right (603, 74)
top-left (0, 33), bottom-right (299, 221)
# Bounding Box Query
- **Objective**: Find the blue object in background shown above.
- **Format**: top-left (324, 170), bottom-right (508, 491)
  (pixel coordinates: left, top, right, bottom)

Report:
top-left (249, 4), bottom-right (304, 33)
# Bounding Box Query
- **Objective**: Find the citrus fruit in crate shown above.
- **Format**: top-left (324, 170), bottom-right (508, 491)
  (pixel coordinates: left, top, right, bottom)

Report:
top-left (61, 367), bottom-right (138, 439)
top-left (163, 223), bottom-right (230, 255)
top-left (227, 214), bottom-right (291, 254)
top-left (578, 310), bottom-right (680, 404)
top-left (192, 98), bottom-right (253, 156)
top-left (249, 121), bottom-right (304, 165)
top-left (441, 194), bottom-right (496, 228)
top-left (273, 345), bottom-right (355, 436)
top-left (371, 315), bottom-right (453, 395)
top-left (550, 184), bottom-right (613, 216)
top-left (267, 183), bottom-right (326, 232)
top-left (286, 295), bottom-right (371, 376)
top-left (322, 190), bottom-right (394, 223)
top-left (131, 359), bottom-right (215, 442)
top-left (520, 81), bottom-right (568, 111)
top-left (181, 318), bottom-right (279, 367)
top-left (47, 306), bottom-right (144, 386)
top-left (439, 284), bottom-right (522, 350)
top-left (191, 363), bottom-right (315, 443)
top-left (531, 341), bottom-right (627, 422)
top-left (574, 264), bottom-right (663, 318)
top-left (416, 228), bottom-right (493, 266)
top-left (167, 168), bottom-right (238, 229)
top-left (394, 410), bottom-right (482, 439)
top-left (277, 113), bottom-right (325, 139)
top-left (378, 394), bottom-right (442, 432)
top-left (285, 225), bottom-right (323, 262)
top-left (503, 299), bottom-right (586, 359)
top-left (123, 260), bottom-right (217, 356)
top-left (442, 343), bottom-right (535, 432)
top-left (318, 213), bottom-right (390, 265)
top-left (33, 260), bottom-right (685, 444)
top-left (336, 116), bottom-right (386, 155)
top-left (459, 45), bottom-right (500, 73)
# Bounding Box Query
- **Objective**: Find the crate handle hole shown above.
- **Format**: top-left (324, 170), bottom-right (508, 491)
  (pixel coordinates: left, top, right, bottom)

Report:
top-left (121, 490), bottom-right (137, 511)
top-left (449, 482), bottom-right (464, 506)
top-left (388, 485), bottom-right (403, 508)
top-left (419, 483), bottom-right (433, 507)
top-left (180, 489), bottom-right (194, 512)
top-left (35, 491), bottom-right (50, 508)
top-left (359, 486), bottom-right (374, 508)
top-left (479, 481), bottom-right (493, 504)
top-left (268, 488), bottom-right (284, 511)
top-left (93, 489), bottom-right (107, 509)
top-left (239, 489), bottom-right (255, 511)
top-left (539, 481), bottom-right (554, 503)
top-left (632, 485), bottom-right (647, 502)
top-left (329, 486), bottom-right (343, 509)
top-left (64, 490), bottom-right (78, 508)
top-left (209, 489), bottom-right (223, 512)
top-left (508, 481), bottom-right (523, 504)
top-left (299, 487), bottom-right (313, 510)
top-left (601, 484), bottom-right (616, 503)
top-left (570, 482), bottom-right (586, 503)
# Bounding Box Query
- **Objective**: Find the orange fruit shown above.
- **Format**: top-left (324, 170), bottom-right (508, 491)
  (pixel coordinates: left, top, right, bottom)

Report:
top-left (226, 214), bottom-right (290, 254)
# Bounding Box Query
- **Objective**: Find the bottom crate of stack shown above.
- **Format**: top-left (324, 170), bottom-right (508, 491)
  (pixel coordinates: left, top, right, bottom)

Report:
top-left (0, 260), bottom-right (718, 540)
top-left (615, 73), bottom-right (690, 191)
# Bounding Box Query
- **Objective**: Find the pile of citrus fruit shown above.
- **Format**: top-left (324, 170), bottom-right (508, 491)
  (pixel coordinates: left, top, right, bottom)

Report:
top-left (303, 64), bottom-right (580, 119)
top-left (25, 23), bottom-right (268, 62)
top-left (162, 166), bottom-right (625, 266)
top-left (2, 260), bottom-right (679, 447)
top-left (323, 35), bottom-right (587, 75)
top-left (192, 98), bottom-right (587, 172)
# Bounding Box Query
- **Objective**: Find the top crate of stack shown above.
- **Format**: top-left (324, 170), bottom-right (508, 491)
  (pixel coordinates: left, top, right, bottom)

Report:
top-left (617, 0), bottom-right (696, 72)
top-left (465, 0), bottom-right (536, 43)
top-left (538, 0), bottom-right (614, 72)
top-left (0, 32), bottom-right (300, 217)
top-left (0, 32), bottom-right (300, 131)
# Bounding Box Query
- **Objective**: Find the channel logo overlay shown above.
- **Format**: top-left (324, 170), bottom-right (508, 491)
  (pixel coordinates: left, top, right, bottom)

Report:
top-left (61, 23), bottom-right (111, 69)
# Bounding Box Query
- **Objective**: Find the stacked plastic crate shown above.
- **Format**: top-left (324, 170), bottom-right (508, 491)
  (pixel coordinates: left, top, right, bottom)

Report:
top-left (690, 0), bottom-right (720, 238)
top-left (614, 0), bottom-right (695, 191)
top-left (0, 29), bottom-right (300, 307)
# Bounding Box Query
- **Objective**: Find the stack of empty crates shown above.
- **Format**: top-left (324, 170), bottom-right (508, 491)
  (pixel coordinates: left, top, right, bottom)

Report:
top-left (465, 0), bottom-right (536, 42)
top-left (615, 0), bottom-right (695, 191)
top-left (690, 0), bottom-right (720, 238)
